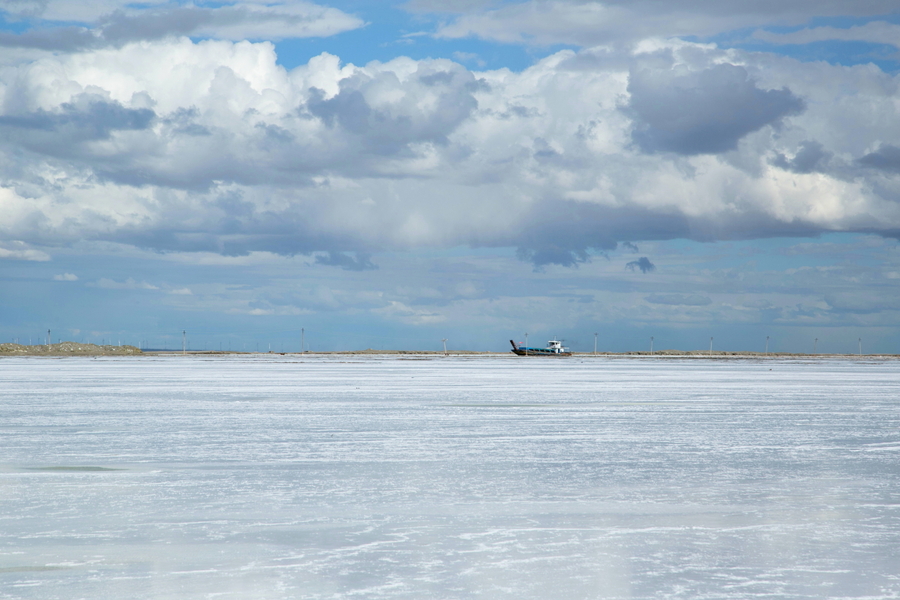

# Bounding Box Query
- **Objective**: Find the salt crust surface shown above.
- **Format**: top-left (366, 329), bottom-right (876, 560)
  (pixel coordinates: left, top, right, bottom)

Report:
top-left (1, 354), bottom-right (898, 599)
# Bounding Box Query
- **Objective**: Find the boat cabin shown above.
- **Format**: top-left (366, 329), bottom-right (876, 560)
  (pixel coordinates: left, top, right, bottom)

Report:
top-left (546, 340), bottom-right (565, 353)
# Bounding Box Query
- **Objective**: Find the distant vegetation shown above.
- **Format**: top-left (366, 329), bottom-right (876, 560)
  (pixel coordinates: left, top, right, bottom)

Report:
top-left (0, 342), bottom-right (142, 356)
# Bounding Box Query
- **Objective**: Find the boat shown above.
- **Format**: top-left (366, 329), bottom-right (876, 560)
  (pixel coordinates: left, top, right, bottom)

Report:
top-left (510, 339), bottom-right (572, 356)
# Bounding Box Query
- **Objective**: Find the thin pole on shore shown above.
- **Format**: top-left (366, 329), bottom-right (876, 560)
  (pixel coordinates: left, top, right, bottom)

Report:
top-left (709, 337), bottom-right (713, 357)
top-left (442, 338), bottom-right (448, 355)
top-left (47, 329), bottom-right (51, 347)
top-left (859, 338), bottom-right (862, 356)
top-left (301, 328), bottom-right (305, 353)
top-left (650, 336), bottom-right (654, 355)
top-left (814, 338), bottom-right (818, 354)
top-left (594, 333), bottom-right (597, 355)
top-left (525, 333), bottom-right (528, 356)
top-left (765, 336), bottom-right (769, 354)
top-left (182, 330), bottom-right (186, 355)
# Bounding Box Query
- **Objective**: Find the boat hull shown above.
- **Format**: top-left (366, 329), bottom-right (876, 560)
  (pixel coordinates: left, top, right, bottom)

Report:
top-left (511, 348), bottom-right (572, 356)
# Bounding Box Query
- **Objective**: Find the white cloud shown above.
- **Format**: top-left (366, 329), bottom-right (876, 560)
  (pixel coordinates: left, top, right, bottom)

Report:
top-left (95, 277), bottom-right (159, 290)
top-left (168, 287), bottom-right (193, 295)
top-left (375, 300), bottom-right (446, 325)
top-left (452, 51), bottom-right (485, 67)
top-left (0, 242), bottom-right (50, 261)
top-left (753, 21), bottom-right (900, 48)
top-left (426, 0), bottom-right (900, 47)
top-left (0, 1), bottom-right (364, 47)
top-left (0, 37), bottom-right (899, 268)
top-left (54, 273), bottom-right (78, 280)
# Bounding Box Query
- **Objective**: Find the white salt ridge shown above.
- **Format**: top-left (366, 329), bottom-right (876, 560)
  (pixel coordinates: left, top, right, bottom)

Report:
top-left (0, 355), bottom-right (898, 599)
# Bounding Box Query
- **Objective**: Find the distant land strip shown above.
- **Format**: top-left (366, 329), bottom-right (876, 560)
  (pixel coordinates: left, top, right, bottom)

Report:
top-left (0, 342), bottom-right (141, 356)
top-left (1, 342), bottom-right (898, 358)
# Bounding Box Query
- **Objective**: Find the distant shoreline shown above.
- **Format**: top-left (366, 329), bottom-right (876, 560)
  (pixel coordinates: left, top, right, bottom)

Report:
top-left (1, 342), bottom-right (898, 359)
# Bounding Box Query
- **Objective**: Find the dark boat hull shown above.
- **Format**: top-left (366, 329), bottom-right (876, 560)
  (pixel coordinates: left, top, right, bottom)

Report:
top-left (510, 348), bottom-right (572, 356)
top-left (509, 339), bottom-right (572, 356)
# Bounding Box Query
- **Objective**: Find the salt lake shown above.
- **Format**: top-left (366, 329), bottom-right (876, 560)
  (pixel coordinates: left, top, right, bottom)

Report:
top-left (1, 354), bottom-right (898, 599)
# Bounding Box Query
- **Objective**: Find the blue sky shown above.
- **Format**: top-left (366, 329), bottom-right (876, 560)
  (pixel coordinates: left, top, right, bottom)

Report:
top-left (1, 0), bottom-right (900, 352)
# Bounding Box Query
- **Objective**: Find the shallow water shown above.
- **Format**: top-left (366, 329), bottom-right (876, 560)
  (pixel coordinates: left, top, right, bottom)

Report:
top-left (1, 355), bottom-right (898, 599)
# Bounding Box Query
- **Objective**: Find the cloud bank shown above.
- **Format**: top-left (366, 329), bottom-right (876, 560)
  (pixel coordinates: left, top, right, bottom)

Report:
top-left (1, 35), bottom-right (899, 266)
top-left (0, 1), bottom-right (364, 50)
top-left (419, 0), bottom-right (900, 47)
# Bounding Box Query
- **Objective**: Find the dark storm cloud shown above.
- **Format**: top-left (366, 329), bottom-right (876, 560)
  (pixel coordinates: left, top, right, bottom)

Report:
top-left (314, 251), bottom-right (378, 271)
top-left (627, 63), bottom-right (805, 155)
top-left (772, 140), bottom-right (832, 173)
top-left (859, 144), bottom-right (900, 174)
top-left (626, 257), bottom-right (656, 273)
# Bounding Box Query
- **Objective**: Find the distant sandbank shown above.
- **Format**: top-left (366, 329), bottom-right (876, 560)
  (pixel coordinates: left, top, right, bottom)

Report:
top-left (0, 342), bottom-right (141, 356)
top-left (2, 342), bottom-right (897, 358)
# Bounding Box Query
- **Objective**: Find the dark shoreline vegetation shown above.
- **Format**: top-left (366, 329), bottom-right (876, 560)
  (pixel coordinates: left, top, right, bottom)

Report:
top-left (1, 342), bottom-right (897, 358)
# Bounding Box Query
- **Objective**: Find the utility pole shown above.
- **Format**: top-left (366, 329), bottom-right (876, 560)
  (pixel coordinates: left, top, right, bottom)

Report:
top-left (442, 338), bottom-right (448, 355)
top-left (814, 338), bottom-right (818, 354)
top-left (525, 333), bottom-right (528, 356)
top-left (709, 337), bottom-right (713, 356)
top-left (650, 336), bottom-right (654, 355)
top-left (301, 328), bottom-right (305, 353)
top-left (47, 329), bottom-right (50, 347)
top-left (765, 336), bottom-right (769, 355)
top-left (858, 338), bottom-right (862, 356)
top-left (594, 333), bottom-right (598, 355)
top-left (182, 330), bottom-right (186, 355)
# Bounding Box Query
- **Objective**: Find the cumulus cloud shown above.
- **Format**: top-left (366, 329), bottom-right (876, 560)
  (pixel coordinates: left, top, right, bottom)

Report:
top-left (626, 257), bottom-right (656, 273)
top-left (0, 38), bottom-right (900, 268)
top-left (54, 273), bottom-right (78, 280)
top-left (627, 63), bottom-right (805, 155)
top-left (859, 144), bottom-right (900, 174)
top-left (0, 93), bottom-right (155, 153)
top-left (305, 62), bottom-right (479, 158)
top-left (772, 140), bottom-right (832, 174)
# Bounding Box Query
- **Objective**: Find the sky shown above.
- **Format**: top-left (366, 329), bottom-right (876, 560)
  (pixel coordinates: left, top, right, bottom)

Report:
top-left (1, 0), bottom-right (900, 353)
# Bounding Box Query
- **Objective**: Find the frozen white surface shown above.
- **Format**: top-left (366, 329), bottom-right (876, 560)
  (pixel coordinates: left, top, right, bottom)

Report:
top-left (1, 354), bottom-right (899, 599)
